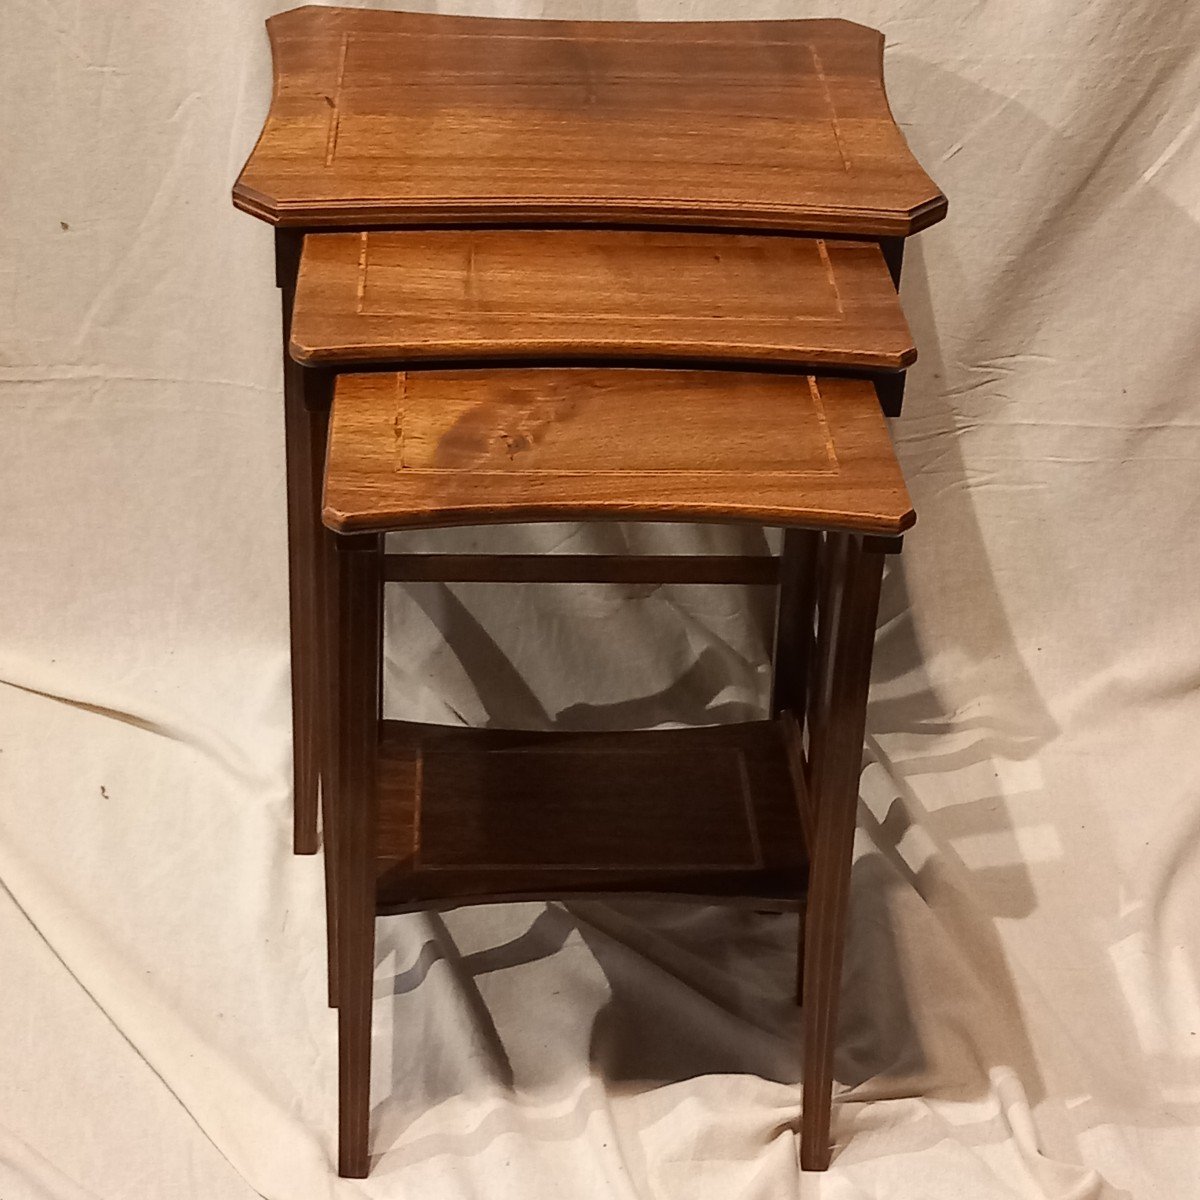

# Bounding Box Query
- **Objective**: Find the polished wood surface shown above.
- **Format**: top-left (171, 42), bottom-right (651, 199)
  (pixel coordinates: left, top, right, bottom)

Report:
top-left (234, 6), bottom-right (945, 235)
top-left (290, 231), bottom-right (915, 370)
top-left (373, 720), bottom-right (808, 912)
top-left (322, 369), bottom-right (915, 536)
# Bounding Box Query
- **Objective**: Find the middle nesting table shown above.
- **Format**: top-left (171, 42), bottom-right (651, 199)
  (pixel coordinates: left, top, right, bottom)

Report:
top-left (286, 225), bottom-right (914, 999)
top-left (289, 229), bottom-right (914, 371)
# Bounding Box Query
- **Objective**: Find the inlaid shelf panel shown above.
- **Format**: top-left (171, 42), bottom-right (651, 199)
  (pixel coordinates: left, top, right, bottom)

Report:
top-left (290, 230), bottom-right (915, 370)
top-left (323, 369), bottom-right (916, 535)
top-left (233, 6), bottom-right (946, 234)
top-left (374, 720), bottom-right (809, 913)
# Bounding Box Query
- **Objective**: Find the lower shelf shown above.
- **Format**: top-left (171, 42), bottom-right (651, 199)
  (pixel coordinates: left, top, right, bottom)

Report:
top-left (375, 719), bottom-right (808, 912)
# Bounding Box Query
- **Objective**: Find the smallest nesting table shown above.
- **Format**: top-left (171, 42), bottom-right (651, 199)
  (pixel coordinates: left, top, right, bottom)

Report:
top-left (319, 362), bottom-right (912, 1176)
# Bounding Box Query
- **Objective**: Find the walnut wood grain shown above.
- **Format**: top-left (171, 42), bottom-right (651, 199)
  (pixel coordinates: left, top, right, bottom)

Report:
top-left (233, 6), bottom-right (945, 235)
top-left (290, 231), bottom-right (915, 370)
top-left (322, 369), bottom-right (916, 536)
top-left (373, 720), bottom-right (808, 912)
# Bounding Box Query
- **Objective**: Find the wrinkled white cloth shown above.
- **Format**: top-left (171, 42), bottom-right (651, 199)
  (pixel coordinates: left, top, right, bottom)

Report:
top-left (2, 1), bottom-right (1199, 1197)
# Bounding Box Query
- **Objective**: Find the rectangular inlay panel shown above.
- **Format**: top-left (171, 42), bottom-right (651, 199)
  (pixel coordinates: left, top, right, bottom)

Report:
top-left (290, 230), bottom-right (914, 369)
top-left (395, 372), bottom-right (837, 476)
top-left (373, 720), bottom-right (809, 911)
top-left (357, 234), bottom-right (841, 323)
top-left (323, 369), bottom-right (916, 535)
top-left (234, 7), bottom-right (947, 234)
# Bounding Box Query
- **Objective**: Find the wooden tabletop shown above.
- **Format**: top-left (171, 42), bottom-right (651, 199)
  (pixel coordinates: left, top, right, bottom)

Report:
top-left (323, 369), bottom-right (915, 535)
top-left (234, 6), bottom-right (945, 235)
top-left (290, 230), bottom-right (915, 370)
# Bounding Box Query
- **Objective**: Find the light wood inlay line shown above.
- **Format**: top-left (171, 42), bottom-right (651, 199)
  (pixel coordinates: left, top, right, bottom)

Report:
top-left (355, 231), bottom-right (368, 312)
top-left (397, 468), bottom-right (843, 478)
top-left (809, 46), bottom-right (851, 173)
top-left (393, 372), bottom-right (405, 460)
top-left (815, 239), bottom-right (845, 317)
top-left (323, 32), bottom-right (349, 167)
top-left (808, 377), bottom-right (840, 470)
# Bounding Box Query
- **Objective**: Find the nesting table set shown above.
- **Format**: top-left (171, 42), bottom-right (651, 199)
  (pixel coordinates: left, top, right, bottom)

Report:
top-left (233, 5), bottom-right (946, 1178)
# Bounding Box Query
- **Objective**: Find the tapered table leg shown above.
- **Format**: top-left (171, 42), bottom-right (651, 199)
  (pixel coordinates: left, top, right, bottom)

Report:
top-left (318, 522), bottom-right (341, 1007)
top-left (304, 372), bottom-right (338, 1007)
top-left (333, 534), bottom-right (382, 1179)
top-left (276, 232), bottom-right (322, 855)
top-left (770, 527), bottom-right (820, 1000)
top-left (799, 534), bottom-right (885, 1171)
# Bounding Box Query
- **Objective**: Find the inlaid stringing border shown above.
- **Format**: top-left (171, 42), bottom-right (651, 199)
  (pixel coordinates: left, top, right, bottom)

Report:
top-left (322, 33), bottom-right (349, 167)
top-left (354, 233), bottom-right (848, 324)
top-left (319, 32), bottom-right (851, 178)
top-left (809, 45), bottom-right (851, 172)
top-left (390, 374), bottom-right (842, 479)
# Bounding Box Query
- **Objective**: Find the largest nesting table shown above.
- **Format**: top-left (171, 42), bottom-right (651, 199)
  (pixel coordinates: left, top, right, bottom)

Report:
top-left (233, 3), bottom-right (946, 1178)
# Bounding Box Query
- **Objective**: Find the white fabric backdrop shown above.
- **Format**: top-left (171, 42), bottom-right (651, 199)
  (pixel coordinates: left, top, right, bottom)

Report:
top-left (3, 1), bottom-right (1199, 1196)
